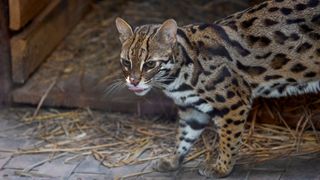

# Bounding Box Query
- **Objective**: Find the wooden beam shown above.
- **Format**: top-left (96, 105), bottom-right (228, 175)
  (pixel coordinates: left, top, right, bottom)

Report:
top-left (9, 0), bottom-right (50, 30)
top-left (0, 0), bottom-right (12, 106)
top-left (10, 0), bottom-right (91, 83)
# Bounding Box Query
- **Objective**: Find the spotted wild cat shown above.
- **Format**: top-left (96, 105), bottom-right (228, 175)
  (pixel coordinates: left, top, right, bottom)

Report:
top-left (114, 0), bottom-right (320, 177)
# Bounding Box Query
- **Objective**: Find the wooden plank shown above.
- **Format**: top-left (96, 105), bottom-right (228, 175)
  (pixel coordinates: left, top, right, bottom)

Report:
top-left (0, 0), bottom-right (12, 106)
top-left (10, 0), bottom-right (91, 84)
top-left (9, 0), bottom-right (50, 30)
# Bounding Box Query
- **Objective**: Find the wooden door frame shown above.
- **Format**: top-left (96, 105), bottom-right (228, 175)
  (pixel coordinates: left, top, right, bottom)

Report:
top-left (0, 0), bottom-right (12, 106)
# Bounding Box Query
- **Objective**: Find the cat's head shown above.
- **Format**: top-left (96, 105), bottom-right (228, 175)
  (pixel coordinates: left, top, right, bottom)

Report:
top-left (115, 18), bottom-right (177, 96)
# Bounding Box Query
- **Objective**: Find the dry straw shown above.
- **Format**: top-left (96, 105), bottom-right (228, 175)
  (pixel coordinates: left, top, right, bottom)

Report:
top-left (12, 106), bottom-right (319, 177)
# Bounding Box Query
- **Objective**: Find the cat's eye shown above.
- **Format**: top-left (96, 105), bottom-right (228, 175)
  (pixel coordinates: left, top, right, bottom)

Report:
top-left (121, 59), bottom-right (131, 68)
top-left (144, 61), bottom-right (156, 69)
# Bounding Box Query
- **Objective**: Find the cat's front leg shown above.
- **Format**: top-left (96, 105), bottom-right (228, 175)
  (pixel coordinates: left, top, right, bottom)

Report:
top-left (199, 85), bottom-right (252, 178)
top-left (153, 107), bottom-right (209, 172)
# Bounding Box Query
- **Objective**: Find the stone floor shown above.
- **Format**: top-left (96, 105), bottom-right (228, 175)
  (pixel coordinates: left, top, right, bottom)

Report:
top-left (0, 108), bottom-right (319, 180)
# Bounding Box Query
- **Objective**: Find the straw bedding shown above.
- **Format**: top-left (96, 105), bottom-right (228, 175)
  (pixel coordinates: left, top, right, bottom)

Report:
top-left (6, 106), bottom-right (319, 178)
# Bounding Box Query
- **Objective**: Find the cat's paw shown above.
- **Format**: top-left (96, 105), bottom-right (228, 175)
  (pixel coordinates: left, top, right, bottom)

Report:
top-left (152, 157), bottom-right (180, 172)
top-left (198, 164), bottom-right (231, 178)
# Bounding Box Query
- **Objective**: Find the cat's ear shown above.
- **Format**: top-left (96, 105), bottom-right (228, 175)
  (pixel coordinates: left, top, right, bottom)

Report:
top-left (154, 19), bottom-right (177, 45)
top-left (115, 17), bottom-right (133, 43)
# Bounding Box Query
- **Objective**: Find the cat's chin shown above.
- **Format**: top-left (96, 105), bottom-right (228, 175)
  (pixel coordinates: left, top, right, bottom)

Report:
top-left (134, 88), bottom-right (151, 96)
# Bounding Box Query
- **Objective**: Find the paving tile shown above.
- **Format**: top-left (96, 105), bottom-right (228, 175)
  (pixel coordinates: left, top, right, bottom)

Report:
top-left (280, 156), bottom-right (320, 180)
top-left (0, 137), bottom-right (28, 150)
top-left (69, 173), bottom-right (112, 180)
top-left (248, 158), bottom-right (290, 172)
top-left (175, 170), bottom-right (206, 180)
top-left (141, 170), bottom-right (179, 180)
top-left (0, 152), bottom-right (12, 169)
top-left (37, 155), bottom-right (82, 179)
top-left (0, 168), bottom-right (32, 180)
top-left (247, 170), bottom-right (282, 180)
top-left (4, 154), bottom-right (49, 169)
top-left (111, 163), bottom-right (149, 179)
top-left (0, 168), bottom-right (54, 180)
top-left (74, 155), bottom-right (112, 174)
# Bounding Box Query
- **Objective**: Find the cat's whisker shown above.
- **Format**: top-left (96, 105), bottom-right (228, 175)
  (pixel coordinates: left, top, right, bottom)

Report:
top-left (104, 81), bottom-right (125, 97)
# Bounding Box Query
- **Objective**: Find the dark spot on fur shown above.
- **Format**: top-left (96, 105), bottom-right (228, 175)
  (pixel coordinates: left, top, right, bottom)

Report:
top-left (239, 110), bottom-right (245, 115)
top-left (251, 83), bottom-right (259, 88)
top-left (304, 71), bottom-right (317, 77)
top-left (198, 89), bottom-right (205, 94)
top-left (226, 21), bottom-right (238, 31)
top-left (198, 24), bottom-right (210, 30)
top-left (236, 61), bottom-right (267, 76)
top-left (274, 31), bottom-right (288, 44)
top-left (241, 17), bottom-right (258, 29)
top-left (205, 97), bottom-right (215, 102)
top-left (184, 73), bottom-right (189, 80)
top-left (264, 18), bottom-right (278, 26)
top-left (230, 101), bottom-right (243, 110)
top-left (186, 119), bottom-right (207, 130)
top-left (296, 42), bottom-right (312, 53)
top-left (198, 41), bottom-right (205, 47)
top-left (207, 108), bottom-right (230, 118)
top-left (299, 24), bottom-right (314, 33)
top-left (205, 46), bottom-right (233, 62)
top-left (259, 36), bottom-right (272, 46)
top-left (234, 132), bottom-right (241, 138)
top-left (226, 119), bottom-right (233, 124)
top-left (209, 65), bottom-right (216, 70)
top-left (280, 7), bottom-right (292, 15)
top-left (268, 7), bottom-right (279, 12)
top-left (271, 53), bottom-right (290, 69)
top-left (264, 75), bottom-right (283, 81)
top-left (227, 91), bottom-right (235, 98)
top-left (184, 138), bottom-right (195, 143)
top-left (247, 35), bottom-right (271, 47)
top-left (179, 122), bottom-right (186, 128)
top-left (309, 32), bottom-right (320, 40)
top-left (287, 78), bottom-right (297, 82)
top-left (316, 49), bottom-right (320, 56)
top-left (193, 99), bottom-right (207, 106)
top-left (289, 33), bottom-right (300, 41)
top-left (171, 83), bottom-right (193, 92)
top-left (295, 3), bottom-right (307, 11)
top-left (291, 63), bottom-right (307, 73)
top-left (311, 14), bottom-right (320, 25)
top-left (231, 78), bottom-right (239, 86)
top-left (190, 27), bottom-right (197, 34)
top-left (215, 94), bottom-right (226, 103)
top-left (308, 0), bottom-right (319, 7)
top-left (233, 120), bottom-right (244, 125)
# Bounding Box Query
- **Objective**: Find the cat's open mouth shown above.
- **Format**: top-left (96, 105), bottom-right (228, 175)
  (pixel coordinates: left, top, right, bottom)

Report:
top-left (128, 87), bottom-right (151, 96)
top-left (128, 87), bottom-right (147, 93)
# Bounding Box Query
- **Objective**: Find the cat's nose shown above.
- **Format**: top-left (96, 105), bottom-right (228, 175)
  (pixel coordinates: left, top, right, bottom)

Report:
top-left (130, 78), bottom-right (140, 86)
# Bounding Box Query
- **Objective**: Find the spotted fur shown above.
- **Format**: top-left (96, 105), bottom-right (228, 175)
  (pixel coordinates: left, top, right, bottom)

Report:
top-left (115, 0), bottom-right (320, 177)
